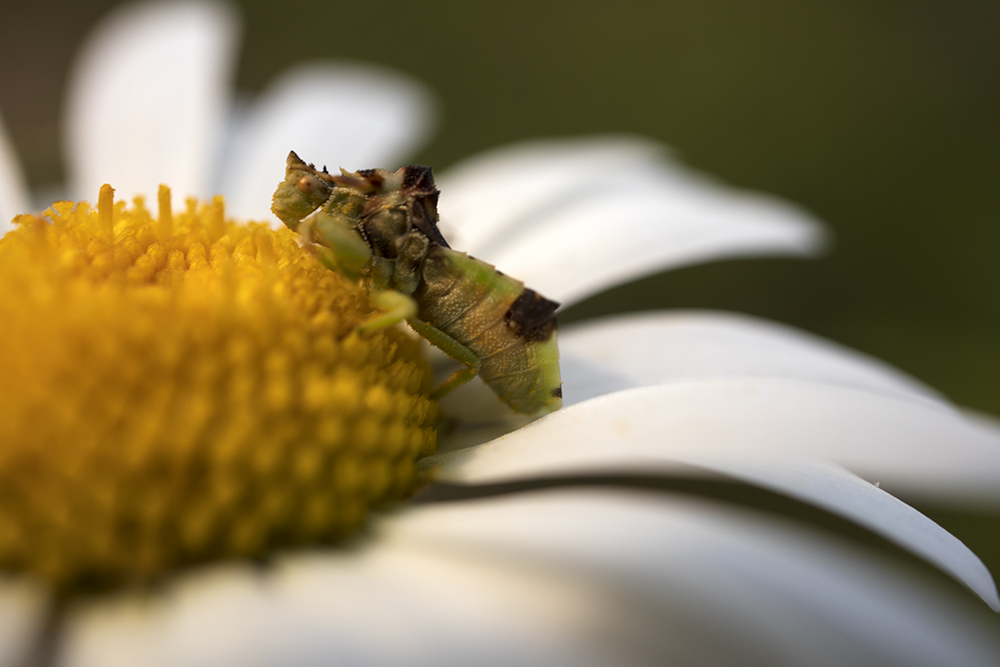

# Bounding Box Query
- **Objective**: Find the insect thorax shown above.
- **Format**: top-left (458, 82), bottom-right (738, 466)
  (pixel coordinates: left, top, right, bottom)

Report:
top-left (350, 166), bottom-right (446, 295)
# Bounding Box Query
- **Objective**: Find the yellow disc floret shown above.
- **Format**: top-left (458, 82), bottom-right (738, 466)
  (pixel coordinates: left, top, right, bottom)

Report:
top-left (0, 186), bottom-right (436, 592)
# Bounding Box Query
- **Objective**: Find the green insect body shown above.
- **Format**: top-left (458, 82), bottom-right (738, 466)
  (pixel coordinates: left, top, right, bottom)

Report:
top-left (272, 151), bottom-right (562, 415)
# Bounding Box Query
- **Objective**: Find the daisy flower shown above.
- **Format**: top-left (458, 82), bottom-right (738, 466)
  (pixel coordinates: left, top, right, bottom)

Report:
top-left (1, 2), bottom-right (999, 666)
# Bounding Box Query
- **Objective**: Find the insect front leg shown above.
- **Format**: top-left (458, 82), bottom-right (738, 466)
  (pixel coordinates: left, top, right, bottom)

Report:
top-left (308, 212), bottom-right (372, 279)
top-left (358, 290), bottom-right (418, 333)
top-left (406, 318), bottom-right (482, 400)
top-left (305, 212), bottom-right (412, 335)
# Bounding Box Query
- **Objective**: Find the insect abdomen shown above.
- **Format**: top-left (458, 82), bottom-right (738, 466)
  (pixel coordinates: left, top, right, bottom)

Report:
top-left (416, 246), bottom-right (562, 414)
top-left (476, 288), bottom-right (562, 413)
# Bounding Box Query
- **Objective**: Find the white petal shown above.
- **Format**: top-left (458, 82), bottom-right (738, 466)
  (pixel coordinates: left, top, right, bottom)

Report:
top-left (433, 379), bottom-right (1000, 503)
top-left (558, 310), bottom-right (949, 409)
top-left (435, 136), bottom-right (826, 305)
top-left (437, 136), bottom-right (662, 250)
top-left (219, 62), bottom-right (436, 223)
top-left (60, 551), bottom-right (604, 667)
top-left (438, 309), bottom-right (950, 438)
top-left (0, 111), bottom-right (29, 234)
top-left (432, 411), bottom-right (1000, 607)
top-left (64, 1), bottom-right (239, 202)
top-left (0, 575), bottom-right (50, 667)
top-left (435, 419), bottom-right (999, 609)
top-left (705, 458), bottom-right (999, 609)
top-left (389, 493), bottom-right (1000, 664)
top-left (59, 493), bottom-right (1000, 666)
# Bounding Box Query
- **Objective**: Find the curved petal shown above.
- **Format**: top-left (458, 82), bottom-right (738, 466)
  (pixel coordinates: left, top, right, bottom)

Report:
top-left (704, 458), bottom-right (999, 609)
top-left (439, 310), bottom-right (951, 426)
top-left (435, 136), bottom-right (826, 305)
top-left (434, 432), bottom-right (998, 608)
top-left (434, 380), bottom-right (1000, 503)
top-left (558, 310), bottom-right (949, 409)
top-left (58, 493), bottom-right (1000, 667)
top-left (0, 576), bottom-right (50, 667)
top-left (64, 0), bottom-right (240, 202)
top-left (219, 62), bottom-right (436, 222)
top-left (0, 111), bottom-right (29, 233)
top-left (437, 136), bottom-right (663, 251)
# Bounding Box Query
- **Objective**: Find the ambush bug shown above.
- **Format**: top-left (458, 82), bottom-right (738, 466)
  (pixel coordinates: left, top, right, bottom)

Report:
top-left (272, 151), bottom-right (562, 415)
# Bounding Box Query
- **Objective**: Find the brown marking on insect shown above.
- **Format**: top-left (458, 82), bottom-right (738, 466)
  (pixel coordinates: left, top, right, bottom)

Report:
top-left (354, 169), bottom-right (385, 190)
top-left (409, 199), bottom-right (448, 248)
top-left (399, 166), bottom-right (446, 247)
top-left (551, 386), bottom-right (563, 399)
top-left (504, 289), bottom-right (559, 342)
top-left (402, 165), bottom-right (436, 193)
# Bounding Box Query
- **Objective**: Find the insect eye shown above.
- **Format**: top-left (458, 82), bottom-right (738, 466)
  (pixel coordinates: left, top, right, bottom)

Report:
top-left (298, 175), bottom-right (325, 197)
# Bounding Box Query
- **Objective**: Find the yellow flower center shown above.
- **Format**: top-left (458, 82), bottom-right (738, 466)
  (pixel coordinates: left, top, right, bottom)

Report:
top-left (0, 185), bottom-right (436, 593)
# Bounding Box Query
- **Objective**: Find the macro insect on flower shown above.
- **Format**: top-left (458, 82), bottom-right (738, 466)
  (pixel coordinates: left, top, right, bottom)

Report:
top-left (272, 151), bottom-right (563, 416)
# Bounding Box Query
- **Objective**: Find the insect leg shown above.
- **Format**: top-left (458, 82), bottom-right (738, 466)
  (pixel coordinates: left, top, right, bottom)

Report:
top-left (429, 366), bottom-right (479, 401)
top-left (406, 317), bottom-right (482, 399)
top-left (309, 212), bottom-right (372, 280)
top-left (358, 290), bottom-right (418, 333)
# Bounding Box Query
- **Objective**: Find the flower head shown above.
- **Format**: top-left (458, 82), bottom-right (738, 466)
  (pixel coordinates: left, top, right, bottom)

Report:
top-left (0, 185), bottom-right (434, 592)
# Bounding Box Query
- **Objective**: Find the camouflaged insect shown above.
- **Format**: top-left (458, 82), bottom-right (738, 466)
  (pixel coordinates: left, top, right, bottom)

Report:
top-left (272, 152), bottom-right (562, 415)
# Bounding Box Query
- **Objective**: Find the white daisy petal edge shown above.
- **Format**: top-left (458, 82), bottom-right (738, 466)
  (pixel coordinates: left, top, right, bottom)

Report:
top-left (431, 380), bottom-right (1000, 604)
top-left (557, 310), bottom-right (950, 409)
top-left (0, 112), bottom-right (29, 235)
top-left (64, 0), bottom-right (240, 203)
top-left (706, 457), bottom-right (999, 609)
top-left (434, 136), bottom-right (827, 306)
top-left (439, 309), bottom-right (952, 425)
top-left (435, 380), bottom-right (1000, 503)
top-left (219, 62), bottom-right (436, 223)
top-left (386, 492), bottom-right (1000, 665)
top-left (58, 492), bottom-right (1000, 667)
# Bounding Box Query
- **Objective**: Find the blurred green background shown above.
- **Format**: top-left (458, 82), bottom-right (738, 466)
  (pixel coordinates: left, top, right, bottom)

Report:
top-left (1, 0), bottom-right (999, 597)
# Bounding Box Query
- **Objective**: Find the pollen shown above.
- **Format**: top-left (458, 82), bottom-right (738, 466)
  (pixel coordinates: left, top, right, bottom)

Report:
top-left (0, 186), bottom-right (436, 592)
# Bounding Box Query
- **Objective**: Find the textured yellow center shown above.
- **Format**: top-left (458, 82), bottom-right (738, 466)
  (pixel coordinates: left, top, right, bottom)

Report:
top-left (0, 186), bottom-right (436, 592)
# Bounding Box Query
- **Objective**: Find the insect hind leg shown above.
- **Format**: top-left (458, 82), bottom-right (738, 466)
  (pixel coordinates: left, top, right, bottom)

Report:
top-left (406, 317), bottom-right (482, 399)
top-left (430, 365), bottom-right (479, 401)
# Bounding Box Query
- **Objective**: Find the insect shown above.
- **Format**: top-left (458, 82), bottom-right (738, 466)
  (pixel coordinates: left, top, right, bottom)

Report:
top-left (272, 151), bottom-right (562, 415)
